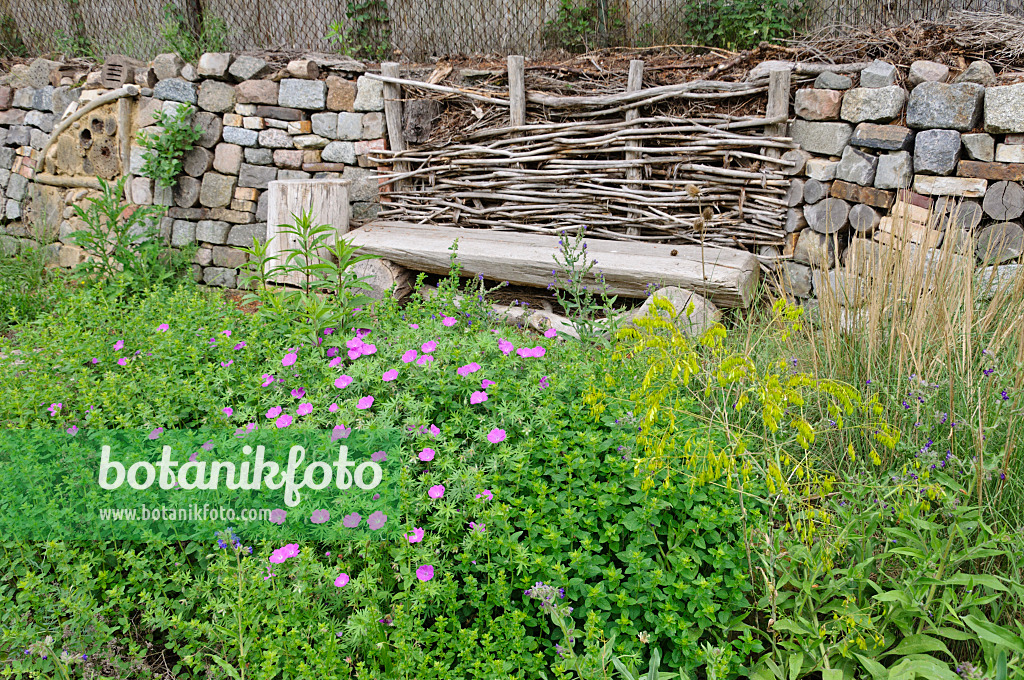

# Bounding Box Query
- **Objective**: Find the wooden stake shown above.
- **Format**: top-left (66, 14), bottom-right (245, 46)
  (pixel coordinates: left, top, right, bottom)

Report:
top-left (507, 55), bottom-right (526, 128)
top-left (624, 59), bottom-right (644, 237)
top-left (381, 62), bottom-right (408, 189)
top-left (764, 68), bottom-right (791, 160)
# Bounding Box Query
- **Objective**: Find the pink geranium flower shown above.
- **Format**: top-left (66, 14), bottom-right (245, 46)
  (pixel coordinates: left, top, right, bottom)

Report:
top-left (416, 354), bottom-right (434, 366)
top-left (113, 340), bottom-right (124, 351)
top-left (334, 573), bottom-right (350, 587)
top-left (401, 349), bottom-right (418, 363)
top-left (261, 374), bottom-right (275, 386)
top-left (356, 396), bottom-right (374, 410)
top-left (487, 428), bottom-right (506, 444)
top-left (311, 509), bottom-right (330, 524)
top-left (329, 403), bottom-right (339, 413)
top-left (482, 379), bottom-right (496, 389)
top-left (382, 369), bottom-right (398, 381)
top-left (421, 340), bottom-right (437, 353)
top-left (157, 323), bottom-right (169, 332)
top-left (497, 339), bottom-right (514, 355)
top-left (406, 527), bottom-right (424, 543)
top-left (428, 485), bottom-right (445, 499)
top-left (297, 402), bottom-right (313, 416)
top-left (419, 447), bottom-right (435, 462)
top-left (117, 357), bottom-right (128, 366)
top-left (266, 406), bottom-right (282, 419)
top-left (291, 387), bottom-right (306, 399)
top-left (222, 407), bottom-right (233, 416)
top-left (544, 328), bottom-right (557, 338)
top-left (335, 375), bottom-right (353, 389)
top-left (416, 565), bottom-right (435, 582)
top-left (457, 362), bottom-right (481, 377)
top-left (442, 316), bottom-right (456, 327)
top-left (275, 414), bottom-right (293, 428)
top-left (282, 352), bottom-right (297, 367)
top-left (470, 391), bottom-right (488, 404)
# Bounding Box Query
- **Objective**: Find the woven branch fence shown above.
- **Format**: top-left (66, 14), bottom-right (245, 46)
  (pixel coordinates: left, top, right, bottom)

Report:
top-left (370, 65), bottom-right (798, 249)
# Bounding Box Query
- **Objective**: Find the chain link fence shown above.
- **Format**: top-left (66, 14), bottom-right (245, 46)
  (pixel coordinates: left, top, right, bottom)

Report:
top-left (2, 0), bottom-right (1024, 62)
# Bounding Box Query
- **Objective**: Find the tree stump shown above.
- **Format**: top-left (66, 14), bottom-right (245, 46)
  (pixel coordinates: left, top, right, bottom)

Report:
top-left (849, 203), bottom-right (881, 233)
top-left (976, 222), bottom-right (1024, 264)
top-left (804, 197), bottom-right (850, 234)
top-left (265, 179), bottom-right (351, 286)
top-left (350, 258), bottom-right (413, 300)
top-left (936, 199), bottom-right (983, 233)
top-left (982, 181), bottom-right (1024, 221)
top-left (785, 179), bottom-right (805, 207)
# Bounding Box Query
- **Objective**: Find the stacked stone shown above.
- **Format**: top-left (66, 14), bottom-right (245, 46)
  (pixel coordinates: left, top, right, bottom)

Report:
top-left (135, 52), bottom-right (385, 288)
top-left (0, 53), bottom-right (386, 287)
top-left (0, 58), bottom-right (79, 226)
top-left (781, 58), bottom-right (1024, 301)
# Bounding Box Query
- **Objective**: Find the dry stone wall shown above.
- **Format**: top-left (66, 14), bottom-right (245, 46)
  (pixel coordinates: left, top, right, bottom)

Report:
top-left (778, 58), bottom-right (1024, 301)
top-left (0, 54), bottom-right (387, 287)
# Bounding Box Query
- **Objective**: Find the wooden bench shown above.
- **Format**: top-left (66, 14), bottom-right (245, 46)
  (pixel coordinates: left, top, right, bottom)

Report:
top-left (345, 221), bottom-right (760, 308)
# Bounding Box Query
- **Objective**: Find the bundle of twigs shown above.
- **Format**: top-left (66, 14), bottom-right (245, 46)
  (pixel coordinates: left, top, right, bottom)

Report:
top-left (947, 10), bottom-right (1024, 64)
top-left (789, 10), bottom-right (1024, 68)
top-left (371, 75), bottom-right (796, 246)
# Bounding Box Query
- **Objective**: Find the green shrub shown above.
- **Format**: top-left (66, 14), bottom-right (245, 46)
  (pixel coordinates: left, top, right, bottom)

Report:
top-left (68, 176), bottom-right (189, 296)
top-left (159, 3), bottom-right (229, 64)
top-left (238, 208), bottom-right (378, 346)
top-left (0, 242), bottom-right (65, 333)
top-left (682, 0), bottom-right (802, 51)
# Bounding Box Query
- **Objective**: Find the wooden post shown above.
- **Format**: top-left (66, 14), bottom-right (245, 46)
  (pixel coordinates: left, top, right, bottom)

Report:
top-left (381, 62), bottom-right (408, 189)
top-left (117, 97), bottom-right (133, 202)
top-left (507, 55), bottom-right (526, 128)
top-left (265, 179), bottom-right (352, 286)
top-left (764, 67), bottom-right (791, 161)
top-left (624, 59), bottom-right (644, 237)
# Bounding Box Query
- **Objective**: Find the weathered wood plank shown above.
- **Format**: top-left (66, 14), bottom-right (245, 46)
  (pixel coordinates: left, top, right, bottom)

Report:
top-left (381, 62), bottom-right (408, 187)
top-left (624, 59), bottom-right (644, 238)
top-left (763, 68), bottom-right (791, 160)
top-left (507, 55), bottom-right (526, 128)
top-left (346, 220), bottom-right (761, 307)
top-left (266, 179), bottom-right (351, 286)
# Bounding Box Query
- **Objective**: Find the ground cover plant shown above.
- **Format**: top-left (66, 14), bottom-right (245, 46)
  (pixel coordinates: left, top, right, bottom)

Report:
top-left (0, 209), bottom-right (1022, 679)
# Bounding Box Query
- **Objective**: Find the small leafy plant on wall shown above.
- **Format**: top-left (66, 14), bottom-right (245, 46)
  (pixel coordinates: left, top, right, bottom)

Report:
top-left (136, 103), bottom-right (203, 190)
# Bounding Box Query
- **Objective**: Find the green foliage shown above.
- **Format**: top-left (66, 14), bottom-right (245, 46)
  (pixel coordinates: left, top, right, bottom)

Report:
top-left (750, 465), bottom-right (1024, 680)
top-left (682, 0), bottom-right (802, 51)
top-left (51, 28), bottom-right (96, 60)
top-left (0, 242), bottom-right (65, 332)
top-left (544, 0), bottom-right (625, 52)
top-left (0, 14), bottom-right (28, 58)
top-left (136, 103), bottom-right (204, 189)
top-left (238, 207), bottom-right (378, 346)
top-left (68, 176), bottom-right (189, 295)
top-left (2, 239), bottom-right (1023, 680)
top-left (326, 0), bottom-right (391, 61)
top-left (550, 227), bottom-right (620, 345)
top-left (159, 3), bottom-right (229, 63)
